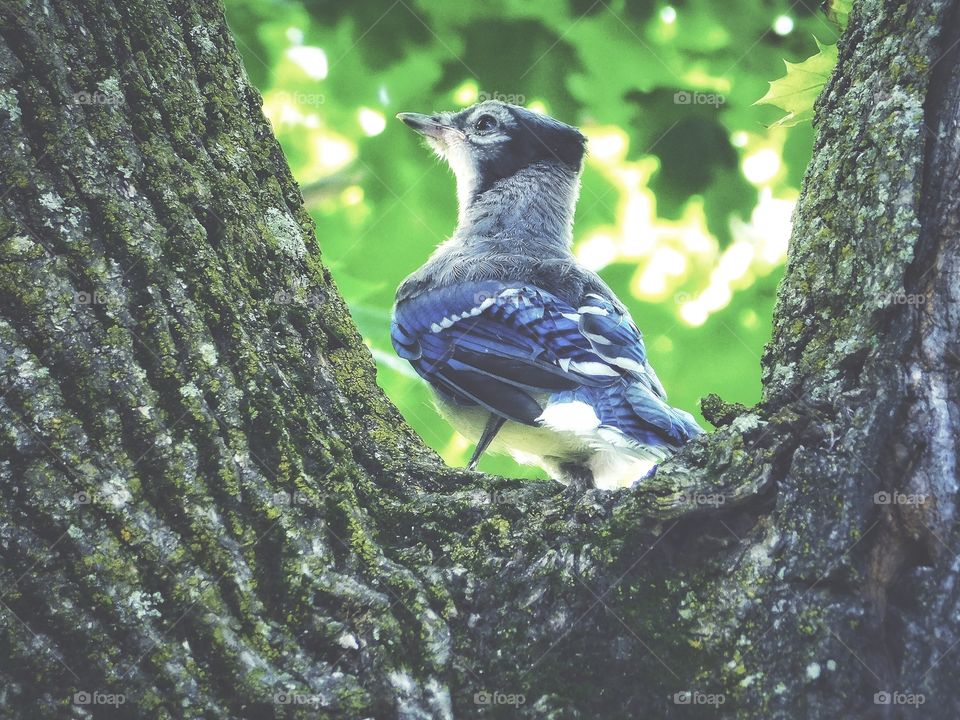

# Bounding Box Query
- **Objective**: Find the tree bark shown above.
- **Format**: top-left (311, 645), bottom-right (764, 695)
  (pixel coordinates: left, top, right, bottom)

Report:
top-left (0, 0), bottom-right (957, 718)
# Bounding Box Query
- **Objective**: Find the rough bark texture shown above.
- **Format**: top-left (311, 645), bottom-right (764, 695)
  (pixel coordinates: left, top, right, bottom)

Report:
top-left (0, 0), bottom-right (957, 718)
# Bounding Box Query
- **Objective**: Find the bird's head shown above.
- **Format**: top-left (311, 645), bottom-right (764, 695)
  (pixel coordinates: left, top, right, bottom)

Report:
top-left (396, 101), bottom-right (586, 208)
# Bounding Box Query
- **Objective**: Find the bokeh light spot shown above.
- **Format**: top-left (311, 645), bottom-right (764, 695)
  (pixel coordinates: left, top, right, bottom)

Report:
top-left (773, 15), bottom-right (794, 35)
top-left (285, 45), bottom-right (328, 79)
top-left (358, 107), bottom-right (386, 136)
top-left (454, 81), bottom-right (478, 105)
top-left (742, 148), bottom-right (781, 185)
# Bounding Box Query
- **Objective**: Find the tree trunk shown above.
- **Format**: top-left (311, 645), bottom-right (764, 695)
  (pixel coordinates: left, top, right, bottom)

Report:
top-left (0, 0), bottom-right (957, 718)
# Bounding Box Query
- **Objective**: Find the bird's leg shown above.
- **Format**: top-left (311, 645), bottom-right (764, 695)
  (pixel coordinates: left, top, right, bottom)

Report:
top-left (467, 414), bottom-right (506, 471)
top-left (559, 462), bottom-right (596, 491)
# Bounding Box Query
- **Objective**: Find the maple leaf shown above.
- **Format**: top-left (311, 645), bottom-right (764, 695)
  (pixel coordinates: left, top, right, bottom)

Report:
top-left (755, 39), bottom-right (838, 127)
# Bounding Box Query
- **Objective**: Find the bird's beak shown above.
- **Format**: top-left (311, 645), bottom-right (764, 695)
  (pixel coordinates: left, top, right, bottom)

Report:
top-left (396, 112), bottom-right (465, 140)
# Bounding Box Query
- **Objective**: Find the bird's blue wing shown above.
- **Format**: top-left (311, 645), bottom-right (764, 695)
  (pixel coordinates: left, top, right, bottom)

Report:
top-left (575, 293), bottom-right (667, 398)
top-left (392, 281), bottom-right (700, 445)
top-left (392, 281), bottom-right (616, 424)
top-left (571, 293), bottom-right (700, 445)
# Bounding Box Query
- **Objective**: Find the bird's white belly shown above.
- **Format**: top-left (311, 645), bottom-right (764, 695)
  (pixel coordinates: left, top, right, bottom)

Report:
top-left (435, 396), bottom-right (657, 489)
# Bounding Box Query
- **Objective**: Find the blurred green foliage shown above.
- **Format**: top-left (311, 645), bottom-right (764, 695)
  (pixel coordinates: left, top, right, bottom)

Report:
top-left (224, 0), bottom-right (840, 478)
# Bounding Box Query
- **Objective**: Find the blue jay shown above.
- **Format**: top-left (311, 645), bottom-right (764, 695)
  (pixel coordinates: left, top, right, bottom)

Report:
top-left (391, 100), bottom-right (702, 489)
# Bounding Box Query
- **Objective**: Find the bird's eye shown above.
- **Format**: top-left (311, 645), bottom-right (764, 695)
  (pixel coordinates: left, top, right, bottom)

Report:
top-left (474, 114), bottom-right (498, 133)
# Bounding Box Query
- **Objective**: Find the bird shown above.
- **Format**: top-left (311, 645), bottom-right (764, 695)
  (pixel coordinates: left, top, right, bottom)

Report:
top-left (390, 100), bottom-right (702, 490)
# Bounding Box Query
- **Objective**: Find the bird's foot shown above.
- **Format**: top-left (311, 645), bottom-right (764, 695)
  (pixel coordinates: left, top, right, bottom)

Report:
top-left (559, 462), bottom-right (595, 492)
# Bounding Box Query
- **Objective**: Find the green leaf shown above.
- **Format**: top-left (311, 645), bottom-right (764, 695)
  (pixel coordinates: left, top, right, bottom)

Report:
top-left (826, 0), bottom-right (853, 30)
top-left (755, 39), bottom-right (838, 127)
